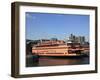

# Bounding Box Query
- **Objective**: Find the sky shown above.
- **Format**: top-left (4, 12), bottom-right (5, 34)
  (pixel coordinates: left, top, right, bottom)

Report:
top-left (25, 12), bottom-right (89, 41)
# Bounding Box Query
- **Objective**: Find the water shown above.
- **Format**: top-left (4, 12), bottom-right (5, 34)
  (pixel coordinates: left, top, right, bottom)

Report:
top-left (26, 55), bottom-right (89, 67)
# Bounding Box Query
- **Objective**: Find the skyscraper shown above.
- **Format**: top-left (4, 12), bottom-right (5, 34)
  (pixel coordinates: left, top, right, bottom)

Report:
top-left (67, 34), bottom-right (86, 44)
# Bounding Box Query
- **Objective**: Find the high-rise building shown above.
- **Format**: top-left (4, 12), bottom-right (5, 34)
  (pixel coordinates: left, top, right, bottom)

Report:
top-left (67, 34), bottom-right (86, 44)
top-left (68, 34), bottom-right (76, 43)
top-left (78, 36), bottom-right (85, 44)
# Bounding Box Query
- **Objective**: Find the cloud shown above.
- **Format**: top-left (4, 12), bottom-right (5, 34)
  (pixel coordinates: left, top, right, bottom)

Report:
top-left (26, 13), bottom-right (36, 20)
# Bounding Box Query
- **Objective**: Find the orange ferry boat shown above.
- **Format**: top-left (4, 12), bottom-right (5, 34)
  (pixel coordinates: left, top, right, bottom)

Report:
top-left (32, 40), bottom-right (89, 57)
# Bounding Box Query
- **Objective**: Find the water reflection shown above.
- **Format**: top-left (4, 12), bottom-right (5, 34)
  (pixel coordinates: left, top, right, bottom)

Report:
top-left (26, 54), bottom-right (39, 67)
top-left (38, 56), bottom-right (89, 66)
top-left (26, 55), bottom-right (89, 67)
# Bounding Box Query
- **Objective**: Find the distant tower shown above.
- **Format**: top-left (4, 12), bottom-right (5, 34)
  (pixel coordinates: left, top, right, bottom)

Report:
top-left (69, 34), bottom-right (76, 43)
top-left (78, 36), bottom-right (85, 44)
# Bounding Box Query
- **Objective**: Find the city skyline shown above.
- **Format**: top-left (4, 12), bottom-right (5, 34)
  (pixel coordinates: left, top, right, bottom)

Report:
top-left (26, 12), bottom-right (89, 41)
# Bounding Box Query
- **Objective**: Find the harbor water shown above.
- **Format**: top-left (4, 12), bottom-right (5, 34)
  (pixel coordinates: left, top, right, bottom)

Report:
top-left (26, 54), bottom-right (89, 67)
